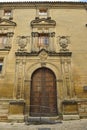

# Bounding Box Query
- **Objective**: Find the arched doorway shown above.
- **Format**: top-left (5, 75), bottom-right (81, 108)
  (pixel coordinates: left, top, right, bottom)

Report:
top-left (30, 67), bottom-right (58, 116)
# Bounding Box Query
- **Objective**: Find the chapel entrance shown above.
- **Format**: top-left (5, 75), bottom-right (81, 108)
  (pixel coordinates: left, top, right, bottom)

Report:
top-left (30, 67), bottom-right (58, 116)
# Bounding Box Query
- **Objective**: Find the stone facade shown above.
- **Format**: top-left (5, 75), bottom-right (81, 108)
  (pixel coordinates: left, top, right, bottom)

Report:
top-left (0, 1), bottom-right (87, 122)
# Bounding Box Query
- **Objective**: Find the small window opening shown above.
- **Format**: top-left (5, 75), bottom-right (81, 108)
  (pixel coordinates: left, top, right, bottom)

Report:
top-left (4, 10), bottom-right (11, 16)
top-left (0, 59), bottom-right (3, 73)
top-left (39, 8), bottom-right (48, 17)
top-left (38, 33), bottom-right (49, 47)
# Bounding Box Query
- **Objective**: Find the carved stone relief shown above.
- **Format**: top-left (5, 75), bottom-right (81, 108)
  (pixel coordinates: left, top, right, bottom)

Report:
top-left (39, 50), bottom-right (48, 61)
top-left (30, 17), bottom-right (56, 27)
top-left (58, 36), bottom-right (70, 51)
top-left (17, 36), bottom-right (30, 51)
top-left (15, 59), bottom-right (26, 99)
top-left (60, 57), bottom-right (72, 98)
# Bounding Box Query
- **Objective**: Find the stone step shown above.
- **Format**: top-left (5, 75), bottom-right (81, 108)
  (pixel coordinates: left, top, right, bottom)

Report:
top-left (25, 117), bottom-right (62, 125)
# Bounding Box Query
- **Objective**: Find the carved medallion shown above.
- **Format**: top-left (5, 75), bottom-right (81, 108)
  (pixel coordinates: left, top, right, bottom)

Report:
top-left (17, 36), bottom-right (29, 51)
top-left (39, 49), bottom-right (48, 61)
top-left (59, 36), bottom-right (70, 51)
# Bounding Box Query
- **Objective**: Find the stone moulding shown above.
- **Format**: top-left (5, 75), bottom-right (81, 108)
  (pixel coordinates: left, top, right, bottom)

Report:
top-left (0, 2), bottom-right (86, 9)
top-left (0, 18), bottom-right (17, 26)
top-left (62, 100), bottom-right (77, 105)
top-left (0, 48), bottom-right (11, 51)
top-left (15, 50), bottom-right (72, 57)
top-left (30, 17), bottom-right (56, 27)
top-left (62, 99), bottom-right (87, 105)
top-left (9, 100), bottom-right (25, 105)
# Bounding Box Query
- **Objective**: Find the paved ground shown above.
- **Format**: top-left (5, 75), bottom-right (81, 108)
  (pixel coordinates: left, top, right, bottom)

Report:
top-left (0, 119), bottom-right (87, 130)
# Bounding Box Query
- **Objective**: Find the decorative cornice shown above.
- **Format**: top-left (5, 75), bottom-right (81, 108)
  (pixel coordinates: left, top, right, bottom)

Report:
top-left (0, 48), bottom-right (11, 51)
top-left (62, 99), bottom-right (87, 105)
top-left (31, 32), bottom-right (55, 37)
top-left (0, 18), bottom-right (17, 26)
top-left (15, 50), bottom-right (72, 57)
top-left (0, 2), bottom-right (86, 9)
top-left (0, 50), bottom-right (10, 55)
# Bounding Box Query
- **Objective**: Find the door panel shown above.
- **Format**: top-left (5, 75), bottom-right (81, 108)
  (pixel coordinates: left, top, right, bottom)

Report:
top-left (30, 67), bottom-right (58, 116)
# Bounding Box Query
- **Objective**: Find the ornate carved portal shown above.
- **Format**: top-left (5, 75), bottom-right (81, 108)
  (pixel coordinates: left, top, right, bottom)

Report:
top-left (14, 51), bottom-right (73, 116)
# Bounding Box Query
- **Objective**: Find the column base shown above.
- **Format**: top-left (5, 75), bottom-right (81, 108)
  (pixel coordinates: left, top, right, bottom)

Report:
top-left (8, 115), bottom-right (24, 122)
top-left (63, 114), bottom-right (80, 120)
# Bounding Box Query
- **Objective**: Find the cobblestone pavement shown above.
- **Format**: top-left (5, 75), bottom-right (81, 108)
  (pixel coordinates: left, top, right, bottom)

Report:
top-left (0, 119), bottom-right (87, 130)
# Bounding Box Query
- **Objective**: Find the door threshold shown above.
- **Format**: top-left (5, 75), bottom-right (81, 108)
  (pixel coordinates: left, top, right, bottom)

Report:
top-left (25, 116), bottom-right (62, 125)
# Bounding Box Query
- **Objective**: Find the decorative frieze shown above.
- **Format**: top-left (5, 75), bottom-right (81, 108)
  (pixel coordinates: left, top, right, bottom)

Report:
top-left (15, 50), bottom-right (72, 57)
top-left (31, 32), bottom-right (55, 37)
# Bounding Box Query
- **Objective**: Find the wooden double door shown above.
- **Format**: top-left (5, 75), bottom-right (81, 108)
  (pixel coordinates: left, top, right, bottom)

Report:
top-left (30, 67), bottom-right (58, 116)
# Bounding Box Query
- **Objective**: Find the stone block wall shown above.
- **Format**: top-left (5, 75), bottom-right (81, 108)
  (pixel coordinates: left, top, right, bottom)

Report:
top-left (62, 100), bottom-right (78, 115)
top-left (0, 100), bottom-right (9, 122)
top-left (78, 101), bottom-right (87, 118)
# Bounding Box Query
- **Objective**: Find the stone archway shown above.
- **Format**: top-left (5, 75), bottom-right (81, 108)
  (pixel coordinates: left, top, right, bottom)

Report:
top-left (30, 67), bottom-right (58, 117)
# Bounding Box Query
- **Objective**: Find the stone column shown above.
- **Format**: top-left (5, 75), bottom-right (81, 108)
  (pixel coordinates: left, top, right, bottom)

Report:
top-left (60, 55), bottom-right (72, 99)
top-left (49, 32), bottom-right (55, 52)
top-left (14, 58), bottom-right (26, 99)
top-left (67, 58), bottom-right (73, 97)
top-left (17, 59), bottom-right (23, 99)
top-left (24, 79), bottom-right (31, 116)
top-left (21, 59), bottom-right (26, 98)
top-left (31, 32), bottom-right (38, 52)
top-left (60, 58), bottom-right (68, 98)
top-left (13, 59), bottom-right (20, 99)
top-left (31, 32), bottom-right (35, 52)
top-left (64, 59), bottom-right (71, 97)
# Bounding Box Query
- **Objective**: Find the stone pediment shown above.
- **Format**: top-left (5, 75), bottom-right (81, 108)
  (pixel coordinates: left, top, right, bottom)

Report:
top-left (31, 17), bottom-right (56, 27)
top-left (0, 18), bottom-right (16, 26)
top-left (38, 49), bottom-right (48, 54)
